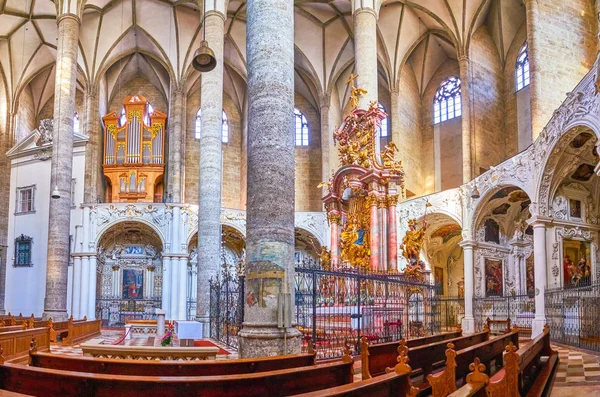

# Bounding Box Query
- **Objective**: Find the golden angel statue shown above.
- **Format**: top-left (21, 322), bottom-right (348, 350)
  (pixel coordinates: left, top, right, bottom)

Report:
top-left (400, 219), bottom-right (426, 282)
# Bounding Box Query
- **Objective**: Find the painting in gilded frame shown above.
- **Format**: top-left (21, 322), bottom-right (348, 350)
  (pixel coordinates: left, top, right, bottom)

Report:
top-left (484, 258), bottom-right (503, 297)
top-left (123, 269), bottom-right (144, 299)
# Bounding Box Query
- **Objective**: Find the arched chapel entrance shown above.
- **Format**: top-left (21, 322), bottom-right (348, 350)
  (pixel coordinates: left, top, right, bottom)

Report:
top-left (96, 221), bottom-right (164, 327)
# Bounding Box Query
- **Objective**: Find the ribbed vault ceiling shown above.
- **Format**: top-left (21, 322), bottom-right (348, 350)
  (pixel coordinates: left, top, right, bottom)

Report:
top-left (0, 0), bottom-right (526, 114)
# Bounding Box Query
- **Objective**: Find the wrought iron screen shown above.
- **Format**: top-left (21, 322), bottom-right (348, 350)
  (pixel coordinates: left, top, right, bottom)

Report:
top-left (545, 282), bottom-right (600, 351)
top-left (473, 294), bottom-right (535, 333)
top-left (208, 269), bottom-right (244, 349)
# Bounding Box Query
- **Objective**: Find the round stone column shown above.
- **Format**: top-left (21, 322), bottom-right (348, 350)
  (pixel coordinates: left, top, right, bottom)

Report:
top-left (458, 55), bottom-right (473, 183)
top-left (238, 0), bottom-right (301, 357)
top-left (43, 14), bottom-right (80, 321)
top-left (196, 10), bottom-right (226, 336)
top-left (167, 87), bottom-right (186, 202)
top-left (83, 88), bottom-right (101, 203)
top-left (459, 240), bottom-right (476, 333)
top-left (530, 218), bottom-right (549, 338)
top-left (353, 7), bottom-right (378, 109)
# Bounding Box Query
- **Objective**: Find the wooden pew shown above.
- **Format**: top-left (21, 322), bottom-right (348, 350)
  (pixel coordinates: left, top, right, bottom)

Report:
top-left (0, 328), bottom-right (50, 364)
top-left (63, 318), bottom-right (101, 345)
top-left (0, 357), bottom-right (354, 397)
top-left (486, 325), bottom-right (558, 397)
top-left (448, 358), bottom-right (490, 397)
top-left (292, 344), bottom-right (418, 397)
top-left (361, 329), bottom-right (488, 379)
top-left (426, 329), bottom-right (519, 397)
top-left (30, 350), bottom-right (317, 376)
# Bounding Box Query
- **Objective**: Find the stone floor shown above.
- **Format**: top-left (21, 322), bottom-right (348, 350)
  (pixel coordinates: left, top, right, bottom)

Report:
top-left (550, 343), bottom-right (600, 396)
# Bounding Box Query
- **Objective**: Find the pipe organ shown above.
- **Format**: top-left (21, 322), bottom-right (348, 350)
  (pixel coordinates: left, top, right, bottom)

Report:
top-left (102, 95), bottom-right (166, 203)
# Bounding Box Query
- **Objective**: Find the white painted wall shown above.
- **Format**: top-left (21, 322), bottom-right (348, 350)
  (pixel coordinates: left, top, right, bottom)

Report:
top-left (5, 138), bottom-right (86, 317)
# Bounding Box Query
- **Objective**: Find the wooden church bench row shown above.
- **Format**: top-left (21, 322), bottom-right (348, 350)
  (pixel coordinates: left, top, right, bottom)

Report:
top-left (448, 326), bottom-right (558, 397)
top-left (361, 328), bottom-right (488, 379)
top-left (30, 349), bottom-right (317, 376)
top-left (0, 328), bottom-right (50, 364)
top-left (0, 355), bottom-right (354, 397)
top-left (427, 328), bottom-right (520, 397)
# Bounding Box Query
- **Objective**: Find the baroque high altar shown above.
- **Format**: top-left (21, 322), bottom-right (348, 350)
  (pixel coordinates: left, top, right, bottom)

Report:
top-left (321, 79), bottom-right (424, 277)
top-left (102, 95), bottom-right (166, 203)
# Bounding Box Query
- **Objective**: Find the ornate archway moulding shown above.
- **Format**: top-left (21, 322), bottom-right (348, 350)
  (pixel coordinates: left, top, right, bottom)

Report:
top-left (533, 67), bottom-right (600, 216)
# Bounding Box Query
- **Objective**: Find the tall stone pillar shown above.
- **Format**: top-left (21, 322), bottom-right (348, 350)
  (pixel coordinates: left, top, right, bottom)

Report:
top-left (238, 0), bottom-right (301, 357)
top-left (80, 256), bottom-right (90, 318)
top-left (458, 55), bottom-right (472, 183)
top-left (320, 100), bottom-right (331, 198)
top-left (166, 87), bottom-right (186, 202)
top-left (87, 256), bottom-right (97, 319)
top-left (44, 13), bottom-right (81, 321)
top-left (530, 217), bottom-right (549, 338)
top-left (459, 240), bottom-right (476, 333)
top-left (196, 9), bottom-right (226, 336)
top-left (162, 256), bottom-right (172, 319)
top-left (83, 88), bottom-right (101, 203)
top-left (72, 256), bottom-right (82, 319)
top-left (352, 2), bottom-right (378, 109)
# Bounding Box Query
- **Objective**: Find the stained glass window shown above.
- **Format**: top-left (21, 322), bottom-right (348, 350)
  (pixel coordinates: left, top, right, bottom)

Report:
top-left (433, 76), bottom-right (462, 124)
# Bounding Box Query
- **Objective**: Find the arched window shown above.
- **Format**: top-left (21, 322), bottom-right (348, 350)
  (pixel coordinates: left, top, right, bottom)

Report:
top-left (73, 112), bottom-right (80, 133)
top-left (221, 111), bottom-right (229, 143)
top-left (515, 43), bottom-right (530, 91)
top-left (144, 103), bottom-right (154, 124)
top-left (294, 107), bottom-right (309, 146)
top-left (119, 107), bottom-right (127, 127)
top-left (195, 109), bottom-right (229, 143)
top-left (433, 76), bottom-right (461, 124)
top-left (377, 103), bottom-right (388, 138)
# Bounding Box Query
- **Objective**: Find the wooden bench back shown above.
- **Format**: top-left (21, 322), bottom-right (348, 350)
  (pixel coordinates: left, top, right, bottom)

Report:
top-left (0, 359), bottom-right (354, 397)
top-left (362, 331), bottom-right (486, 378)
top-left (30, 351), bottom-right (317, 376)
top-left (292, 340), bottom-right (418, 397)
top-left (0, 328), bottom-right (50, 364)
top-left (427, 329), bottom-right (519, 397)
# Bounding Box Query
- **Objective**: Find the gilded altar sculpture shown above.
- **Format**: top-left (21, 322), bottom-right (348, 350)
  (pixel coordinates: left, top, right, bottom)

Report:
top-left (321, 75), bottom-right (404, 271)
top-left (400, 218), bottom-right (427, 283)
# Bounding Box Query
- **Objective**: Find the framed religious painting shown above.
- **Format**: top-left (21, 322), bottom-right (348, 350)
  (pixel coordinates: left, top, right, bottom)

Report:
top-left (122, 269), bottom-right (144, 299)
top-left (434, 266), bottom-right (444, 295)
top-left (484, 258), bottom-right (503, 297)
top-left (569, 199), bottom-right (582, 219)
top-left (563, 239), bottom-right (591, 288)
top-left (525, 254), bottom-right (534, 296)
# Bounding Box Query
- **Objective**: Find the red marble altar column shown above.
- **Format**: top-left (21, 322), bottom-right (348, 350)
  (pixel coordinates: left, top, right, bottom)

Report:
top-left (369, 193), bottom-right (380, 270)
top-left (378, 198), bottom-right (387, 271)
top-left (329, 213), bottom-right (340, 269)
top-left (387, 194), bottom-right (399, 271)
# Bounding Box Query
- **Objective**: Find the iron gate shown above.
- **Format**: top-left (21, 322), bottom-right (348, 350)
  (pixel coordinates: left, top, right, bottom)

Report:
top-left (545, 282), bottom-right (600, 351)
top-left (208, 269), bottom-right (244, 349)
top-left (473, 294), bottom-right (535, 333)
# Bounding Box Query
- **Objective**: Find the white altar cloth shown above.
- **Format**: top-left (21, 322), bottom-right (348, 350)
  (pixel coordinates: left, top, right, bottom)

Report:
top-left (174, 321), bottom-right (203, 340)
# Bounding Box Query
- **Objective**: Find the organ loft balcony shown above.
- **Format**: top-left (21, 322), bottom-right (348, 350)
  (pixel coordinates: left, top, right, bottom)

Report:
top-left (102, 95), bottom-right (166, 203)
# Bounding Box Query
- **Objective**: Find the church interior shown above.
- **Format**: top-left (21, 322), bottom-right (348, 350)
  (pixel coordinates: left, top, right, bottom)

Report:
top-left (0, 0), bottom-right (597, 395)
